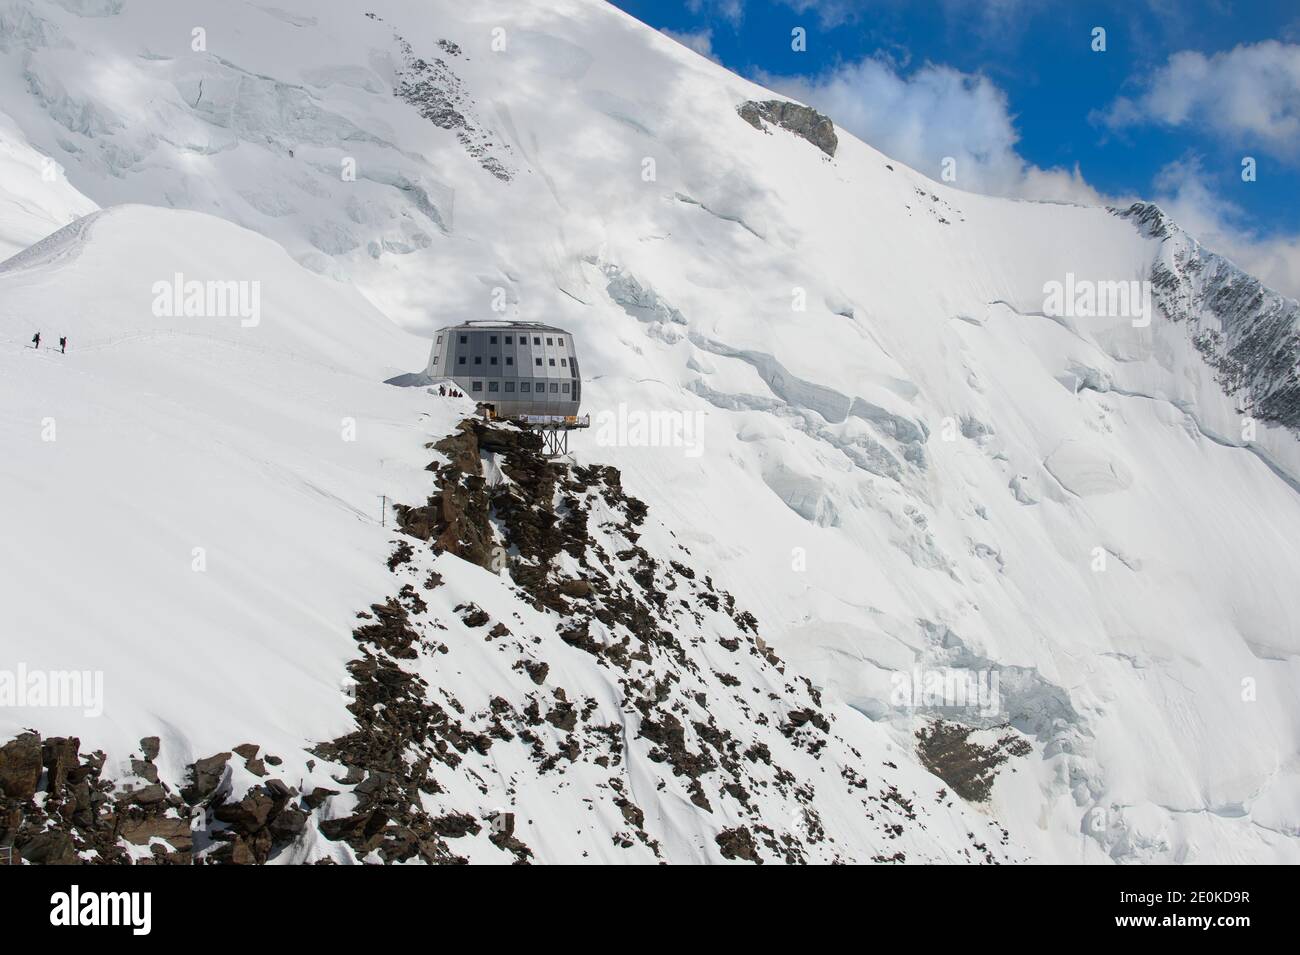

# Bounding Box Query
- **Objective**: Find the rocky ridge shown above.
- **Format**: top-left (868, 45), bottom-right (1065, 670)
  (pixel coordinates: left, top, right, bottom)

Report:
top-left (0, 418), bottom-right (1021, 864)
top-left (1117, 201), bottom-right (1300, 429)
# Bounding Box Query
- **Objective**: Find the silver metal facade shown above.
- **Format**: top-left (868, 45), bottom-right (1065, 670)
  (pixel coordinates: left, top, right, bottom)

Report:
top-left (425, 321), bottom-right (582, 417)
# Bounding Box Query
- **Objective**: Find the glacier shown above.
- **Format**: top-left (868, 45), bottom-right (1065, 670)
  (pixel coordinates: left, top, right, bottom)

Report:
top-left (0, 0), bottom-right (1297, 864)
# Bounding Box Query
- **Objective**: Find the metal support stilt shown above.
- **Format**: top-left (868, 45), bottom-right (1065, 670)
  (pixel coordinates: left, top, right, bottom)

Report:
top-left (514, 414), bottom-right (588, 458)
top-left (540, 425), bottom-right (569, 456)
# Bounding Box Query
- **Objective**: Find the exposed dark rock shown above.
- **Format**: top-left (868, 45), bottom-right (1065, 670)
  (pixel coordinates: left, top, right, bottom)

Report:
top-left (737, 99), bottom-right (838, 157)
top-left (915, 721), bottom-right (1031, 803)
top-left (119, 816), bottom-right (191, 851)
top-left (523, 660), bottom-right (549, 685)
top-left (783, 708), bottom-right (830, 735)
top-left (269, 806), bottom-right (309, 840)
top-left (457, 603), bottom-right (491, 628)
top-left (391, 32), bottom-right (512, 182)
top-left (353, 598), bottom-right (420, 659)
top-left (716, 826), bottom-right (762, 863)
top-left (304, 787), bottom-right (337, 809)
top-left (0, 733), bottom-right (42, 800)
top-left (559, 578), bottom-right (592, 599)
top-left (182, 753), bottom-right (231, 805)
top-left (1116, 202), bottom-right (1300, 430)
top-left (43, 736), bottom-right (81, 793)
top-left (129, 758), bottom-right (159, 783)
top-left (310, 593), bottom-right (483, 864)
top-left (0, 733), bottom-right (197, 864)
top-left (125, 783), bottom-right (167, 807)
top-left (214, 791), bottom-right (275, 831)
top-left (431, 812), bottom-right (481, 838)
top-left (2, 414), bottom-right (1008, 865)
top-left (388, 540), bottom-right (414, 570)
top-left (20, 830), bottom-right (77, 865)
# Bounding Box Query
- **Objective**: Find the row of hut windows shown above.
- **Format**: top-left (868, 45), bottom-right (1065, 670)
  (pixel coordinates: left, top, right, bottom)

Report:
top-left (447, 355), bottom-right (570, 368)
top-left (469, 380), bottom-right (574, 395)
top-left (436, 334), bottom-right (565, 347)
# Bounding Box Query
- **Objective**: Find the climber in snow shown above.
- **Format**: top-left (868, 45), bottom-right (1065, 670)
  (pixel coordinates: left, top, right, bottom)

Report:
top-left (31, 332), bottom-right (40, 349)
top-left (59, 336), bottom-right (67, 354)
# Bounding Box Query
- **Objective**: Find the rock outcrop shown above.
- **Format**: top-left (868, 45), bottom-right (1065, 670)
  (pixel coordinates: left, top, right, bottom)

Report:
top-left (1, 733), bottom-right (193, 864)
top-left (737, 99), bottom-right (838, 157)
top-left (1, 417), bottom-right (1019, 864)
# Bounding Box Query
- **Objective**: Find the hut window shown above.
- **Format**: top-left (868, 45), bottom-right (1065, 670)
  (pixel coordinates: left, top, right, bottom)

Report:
top-left (505, 336), bottom-right (513, 344)
top-left (549, 358), bottom-right (556, 366)
top-left (490, 356), bottom-right (498, 365)
top-left (505, 381), bottom-right (515, 392)
top-left (521, 382), bottom-right (531, 393)
top-left (506, 357), bottom-right (513, 366)
top-left (458, 356), bottom-right (466, 365)
top-left (560, 358), bottom-right (567, 367)
top-left (471, 381), bottom-right (482, 392)
top-left (549, 382), bottom-right (559, 393)
top-left (558, 337), bottom-right (564, 346)
top-left (459, 335), bottom-right (467, 344)
top-left (488, 381), bottom-right (499, 392)
top-left (535, 357), bottom-right (543, 366)
top-left (562, 383), bottom-right (570, 393)
top-left (474, 356), bottom-right (482, 365)
top-left (546, 337), bottom-right (554, 346)
top-left (533, 336), bottom-right (541, 345)
top-left (490, 335), bottom-right (497, 344)
top-left (436, 335), bottom-right (442, 344)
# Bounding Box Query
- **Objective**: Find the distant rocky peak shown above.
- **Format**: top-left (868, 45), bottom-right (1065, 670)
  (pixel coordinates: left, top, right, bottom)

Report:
top-left (1114, 201), bottom-right (1176, 241)
top-left (1114, 202), bottom-right (1300, 430)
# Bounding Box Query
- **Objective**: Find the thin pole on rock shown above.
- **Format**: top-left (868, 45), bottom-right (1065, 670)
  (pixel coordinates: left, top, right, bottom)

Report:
top-left (380, 494), bottom-right (387, 527)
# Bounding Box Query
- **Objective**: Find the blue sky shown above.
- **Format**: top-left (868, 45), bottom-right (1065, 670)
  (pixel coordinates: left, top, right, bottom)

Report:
top-left (610, 0), bottom-right (1300, 297)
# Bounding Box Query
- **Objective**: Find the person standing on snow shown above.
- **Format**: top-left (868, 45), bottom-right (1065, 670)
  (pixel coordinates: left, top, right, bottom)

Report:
top-left (59, 336), bottom-right (67, 354)
top-left (31, 332), bottom-right (40, 349)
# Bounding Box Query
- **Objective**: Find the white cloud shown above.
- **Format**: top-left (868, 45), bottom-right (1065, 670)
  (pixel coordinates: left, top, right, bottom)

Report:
top-left (757, 55), bottom-right (1300, 300)
top-left (684, 0), bottom-right (744, 28)
top-left (778, 0), bottom-right (861, 28)
top-left (659, 28), bottom-right (721, 64)
top-left (760, 57), bottom-right (1112, 206)
top-left (779, 0), bottom-right (1041, 37)
top-left (1096, 41), bottom-right (1300, 161)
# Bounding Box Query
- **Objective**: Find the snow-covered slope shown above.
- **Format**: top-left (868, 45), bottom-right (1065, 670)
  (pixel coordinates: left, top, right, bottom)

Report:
top-left (0, 109), bottom-right (96, 258)
top-left (0, 204), bottom-right (445, 771)
top-left (0, 207), bottom-right (1021, 864)
top-left (1, 0), bottom-right (1298, 863)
